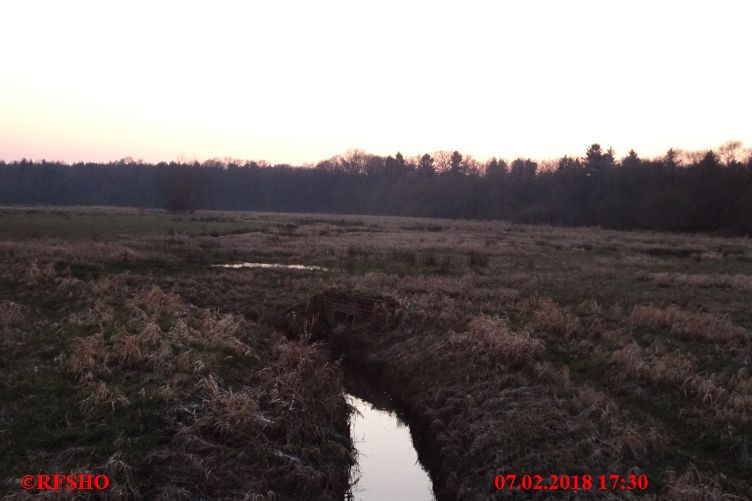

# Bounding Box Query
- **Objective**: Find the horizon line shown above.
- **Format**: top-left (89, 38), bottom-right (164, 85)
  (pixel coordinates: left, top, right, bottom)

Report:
top-left (1, 140), bottom-right (748, 167)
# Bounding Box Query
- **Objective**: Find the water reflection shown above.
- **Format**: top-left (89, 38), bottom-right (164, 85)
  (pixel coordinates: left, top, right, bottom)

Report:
top-left (212, 262), bottom-right (328, 271)
top-left (347, 395), bottom-right (435, 501)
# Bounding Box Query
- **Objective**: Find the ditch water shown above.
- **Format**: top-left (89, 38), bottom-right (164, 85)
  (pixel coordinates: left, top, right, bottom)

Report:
top-left (346, 393), bottom-right (435, 501)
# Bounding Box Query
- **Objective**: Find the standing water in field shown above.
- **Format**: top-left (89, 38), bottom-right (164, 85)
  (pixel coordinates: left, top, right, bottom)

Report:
top-left (212, 262), bottom-right (328, 271)
top-left (347, 394), bottom-right (435, 501)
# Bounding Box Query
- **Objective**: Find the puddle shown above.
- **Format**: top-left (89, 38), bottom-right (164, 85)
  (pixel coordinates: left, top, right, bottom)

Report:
top-left (212, 262), bottom-right (328, 271)
top-left (347, 394), bottom-right (435, 501)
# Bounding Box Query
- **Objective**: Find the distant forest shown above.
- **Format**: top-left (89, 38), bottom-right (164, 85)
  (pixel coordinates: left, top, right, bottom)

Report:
top-left (2, 142), bottom-right (751, 234)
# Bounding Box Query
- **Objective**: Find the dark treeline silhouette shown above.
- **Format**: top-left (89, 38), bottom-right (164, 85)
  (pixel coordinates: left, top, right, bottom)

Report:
top-left (1, 142), bottom-right (751, 234)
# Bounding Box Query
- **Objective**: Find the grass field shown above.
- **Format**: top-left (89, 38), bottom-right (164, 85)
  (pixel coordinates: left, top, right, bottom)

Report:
top-left (1, 207), bottom-right (751, 500)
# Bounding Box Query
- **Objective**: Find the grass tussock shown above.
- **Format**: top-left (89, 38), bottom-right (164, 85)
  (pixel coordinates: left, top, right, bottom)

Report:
top-left (0, 301), bottom-right (26, 329)
top-left (627, 304), bottom-right (749, 345)
top-left (663, 464), bottom-right (745, 501)
top-left (169, 342), bottom-right (352, 499)
top-left (574, 386), bottom-right (668, 461)
top-left (79, 381), bottom-right (131, 412)
top-left (465, 315), bottom-right (545, 367)
top-left (528, 297), bottom-right (583, 337)
top-left (611, 342), bottom-right (697, 388)
top-left (610, 342), bottom-right (752, 426)
top-left (22, 259), bottom-right (58, 286)
top-left (66, 333), bottom-right (112, 382)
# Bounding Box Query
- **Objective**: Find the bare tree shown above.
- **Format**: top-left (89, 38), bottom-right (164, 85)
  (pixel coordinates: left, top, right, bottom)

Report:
top-left (718, 140), bottom-right (743, 166)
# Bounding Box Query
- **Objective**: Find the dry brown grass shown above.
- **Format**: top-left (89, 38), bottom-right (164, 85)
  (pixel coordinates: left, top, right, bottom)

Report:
top-left (651, 272), bottom-right (752, 291)
top-left (167, 341), bottom-right (351, 499)
top-left (528, 297), bottom-right (583, 337)
top-left (715, 370), bottom-right (752, 426)
top-left (663, 464), bottom-right (746, 500)
top-left (78, 381), bottom-right (130, 412)
top-left (90, 273), bottom-right (131, 295)
top-left (21, 260), bottom-right (57, 286)
top-left (464, 315), bottom-right (545, 367)
top-left (575, 386), bottom-right (621, 425)
top-left (610, 342), bottom-right (725, 402)
top-left (184, 375), bottom-right (264, 441)
top-left (573, 385), bottom-right (668, 461)
top-left (0, 238), bottom-right (155, 264)
top-left (65, 298), bottom-right (116, 328)
top-left (611, 343), bottom-right (695, 387)
top-left (610, 342), bottom-right (752, 426)
top-left (627, 305), bottom-right (749, 345)
top-left (127, 286), bottom-right (187, 317)
top-left (65, 333), bottom-right (111, 382)
top-left (198, 311), bottom-right (252, 356)
top-left (532, 361), bottom-right (573, 391)
top-left (48, 275), bottom-right (352, 499)
top-left (0, 301), bottom-right (25, 329)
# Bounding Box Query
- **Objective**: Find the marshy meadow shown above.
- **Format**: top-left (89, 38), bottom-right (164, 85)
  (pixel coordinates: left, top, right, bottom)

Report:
top-left (1, 207), bottom-right (751, 499)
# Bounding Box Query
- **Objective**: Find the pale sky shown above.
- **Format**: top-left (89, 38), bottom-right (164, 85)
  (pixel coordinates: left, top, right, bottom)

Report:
top-left (1, 1), bottom-right (750, 164)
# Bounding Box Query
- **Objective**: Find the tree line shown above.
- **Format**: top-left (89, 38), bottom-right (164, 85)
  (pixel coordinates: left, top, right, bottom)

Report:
top-left (1, 142), bottom-right (751, 234)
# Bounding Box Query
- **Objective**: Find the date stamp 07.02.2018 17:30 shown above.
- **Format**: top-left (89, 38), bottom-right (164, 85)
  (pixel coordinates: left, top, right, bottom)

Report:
top-left (494, 473), bottom-right (649, 492)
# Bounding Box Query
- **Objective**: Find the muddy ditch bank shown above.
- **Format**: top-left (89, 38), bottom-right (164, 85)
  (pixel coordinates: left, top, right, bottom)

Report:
top-left (280, 289), bottom-right (672, 500)
top-left (283, 291), bottom-right (462, 500)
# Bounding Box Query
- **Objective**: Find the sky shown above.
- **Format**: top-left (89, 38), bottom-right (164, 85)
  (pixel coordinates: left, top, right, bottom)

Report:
top-left (1, 1), bottom-right (750, 165)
